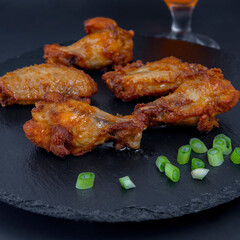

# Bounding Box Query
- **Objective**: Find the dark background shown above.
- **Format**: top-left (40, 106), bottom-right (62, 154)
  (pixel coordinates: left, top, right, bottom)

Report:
top-left (0, 0), bottom-right (240, 239)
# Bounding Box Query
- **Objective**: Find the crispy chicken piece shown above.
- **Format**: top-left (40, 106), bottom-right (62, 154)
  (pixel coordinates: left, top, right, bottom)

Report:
top-left (0, 63), bottom-right (97, 106)
top-left (23, 93), bottom-right (146, 157)
top-left (133, 68), bottom-right (240, 132)
top-left (102, 56), bottom-right (208, 101)
top-left (44, 17), bottom-right (134, 70)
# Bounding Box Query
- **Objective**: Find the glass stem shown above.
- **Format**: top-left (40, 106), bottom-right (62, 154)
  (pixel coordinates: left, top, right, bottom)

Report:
top-left (169, 5), bottom-right (195, 37)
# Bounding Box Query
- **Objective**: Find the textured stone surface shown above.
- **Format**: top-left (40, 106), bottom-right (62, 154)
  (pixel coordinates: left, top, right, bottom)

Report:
top-left (0, 37), bottom-right (239, 222)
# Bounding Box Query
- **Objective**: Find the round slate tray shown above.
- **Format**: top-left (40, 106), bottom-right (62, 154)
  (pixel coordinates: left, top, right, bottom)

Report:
top-left (0, 36), bottom-right (240, 222)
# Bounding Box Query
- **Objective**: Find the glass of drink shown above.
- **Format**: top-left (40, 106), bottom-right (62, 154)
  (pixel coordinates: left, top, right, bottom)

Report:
top-left (157, 0), bottom-right (220, 49)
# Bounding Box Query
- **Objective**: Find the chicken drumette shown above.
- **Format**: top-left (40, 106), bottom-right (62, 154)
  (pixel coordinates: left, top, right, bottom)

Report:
top-left (133, 68), bottom-right (240, 132)
top-left (102, 56), bottom-right (208, 101)
top-left (44, 17), bottom-right (134, 70)
top-left (0, 63), bottom-right (97, 106)
top-left (23, 93), bottom-right (146, 157)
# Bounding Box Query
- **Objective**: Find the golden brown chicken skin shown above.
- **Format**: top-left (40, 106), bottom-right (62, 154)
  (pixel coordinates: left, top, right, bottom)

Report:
top-left (44, 17), bottom-right (134, 70)
top-left (102, 57), bottom-right (208, 101)
top-left (133, 68), bottom-right (240, 132)
top-left (23, 93), bottom-right (146, 157)
top-left (0, 63), bottom-right (98, 107)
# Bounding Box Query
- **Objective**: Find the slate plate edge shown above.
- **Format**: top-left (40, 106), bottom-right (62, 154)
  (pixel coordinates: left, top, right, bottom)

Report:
top-left (0, 179), bottom-right (239, 223)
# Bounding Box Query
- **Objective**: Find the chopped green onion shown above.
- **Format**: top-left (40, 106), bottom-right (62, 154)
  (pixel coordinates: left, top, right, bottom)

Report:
top-left (191, 158), bottom-right (205, 170)
top-left (177, 145), bottom-right (191, 164)
top-left (214, 134), bottom-right (232, 155)
top-left (207, 148), bottom-right (224, 167)
top-left (213, 138), bottom-right (227, 153)
top-left (230, 148), bottom-right (240, 164)
top-left (156, 156), bottom-right (170, 172)
top-left (189, 138), bottom-right (208, 153)
top-left (119, 176), bottom-right (136, 190)
top-left (191, 168), bottom-right (209, 180)
top-left (165, 163), bottom-right (180, 182)
top-left (75, 172), bottom-right (95, 190)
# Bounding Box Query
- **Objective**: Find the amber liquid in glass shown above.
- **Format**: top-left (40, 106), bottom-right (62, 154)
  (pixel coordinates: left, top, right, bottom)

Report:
top-left (164, 0), bottom-right (198, 7)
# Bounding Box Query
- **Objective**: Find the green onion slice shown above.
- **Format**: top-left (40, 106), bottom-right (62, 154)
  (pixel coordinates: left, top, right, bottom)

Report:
top-left (214, 134), bottom-right (232, 155)
top-left (230, 148), bottom-right (240, 164)
top-left (213, 138), bottom-right (227, 153)
top-left (191, 168), bottom-right (209, 180)
top-left (177, 145), bottom-right (191, 164)
top-left (207, 148), bottom-right (224, 167)
top-left (165, 163), bottom-right (180, 182)
top-left (189, 138), bottom-right (208, 153)
top-left (75, 172), bottom-right (95, 190)
top-left (191, 158), bottom-right (205, 170)
top-left (156, 156), bottom-right (170, 172)
top-left (119, 176), bottom-right (136, 190)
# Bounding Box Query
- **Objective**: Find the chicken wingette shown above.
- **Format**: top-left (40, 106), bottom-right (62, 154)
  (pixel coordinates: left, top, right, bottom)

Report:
top-left (102, 56), bottom-right (208, 101)
top-left (23, 93), bottom-right (146, 157)
top-left (0, 63), bottom-right (97, 106)
top-left (44, 17), bottom-right (134, 70)
top-left (133, 68), bottom-right (240, 132)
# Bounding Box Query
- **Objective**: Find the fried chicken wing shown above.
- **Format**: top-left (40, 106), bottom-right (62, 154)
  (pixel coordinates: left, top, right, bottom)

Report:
top-left (133, 68), bottom-right (240, 132)
top-left (102, 57), bottom-right (208, 101)
top-left (23, 93), bottom-right (146, 157)
top-left (0, 63), bottom-right (98, 106)
top-left (44, 17), bottom-right (134, 70)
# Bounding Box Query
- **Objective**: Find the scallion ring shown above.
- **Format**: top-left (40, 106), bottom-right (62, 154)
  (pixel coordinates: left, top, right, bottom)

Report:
top-left (177, 145), bottom-right (191, 164)
top-left (207, 147), bottom-right (224, 167)
top-left (119, 176), bottom-right (136, 190)
top-left (191, 158), bottom-right (205, 170)
top-left (75, 172), bottom-right (95, 190)
top-left (213, 138), bottom-right (227, 153)
top-left (214, 134), bottom-right (232, 155)
top-left (156, 156), bottom-right (170, 172)
top-left (189, 138), bottom-right (208, 153)
top-left (191, 168), bottom-right (209, 180)
top-left (165, 163), bottom-right (180, 182)
top-left (230, 148), bottom-right (240, 164)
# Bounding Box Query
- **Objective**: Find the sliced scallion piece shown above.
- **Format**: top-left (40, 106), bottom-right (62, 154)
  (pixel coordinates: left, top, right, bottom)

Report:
top-left (191, 158), bottom-right (205, 170)
top-left (75, 172), bottom-right (95, 190)
top-left (177, 145), bottom-right (191, 164)
top-left (165, 163), bottom-right (180, 182)
top-left (230, 148), bottom-right (240, 164)
top-left (207, 148), bottom-right (224, 167)
top-left (214, 134), bottom-right (232, 155)
top-left (189, 138), bottom-right (208, 154)
top-left (156, 156), bottom-right (170, 172)
top-left (119, 176), bottom-right (136, 190)
top-left (191, 168), bottom-right (209, 180)
top-left (213, 138), bottom-right (227, 153)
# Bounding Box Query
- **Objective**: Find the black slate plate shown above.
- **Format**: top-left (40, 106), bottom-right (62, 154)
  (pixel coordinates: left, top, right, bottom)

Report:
top-left (0, 36), bottom-right (240, 222)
